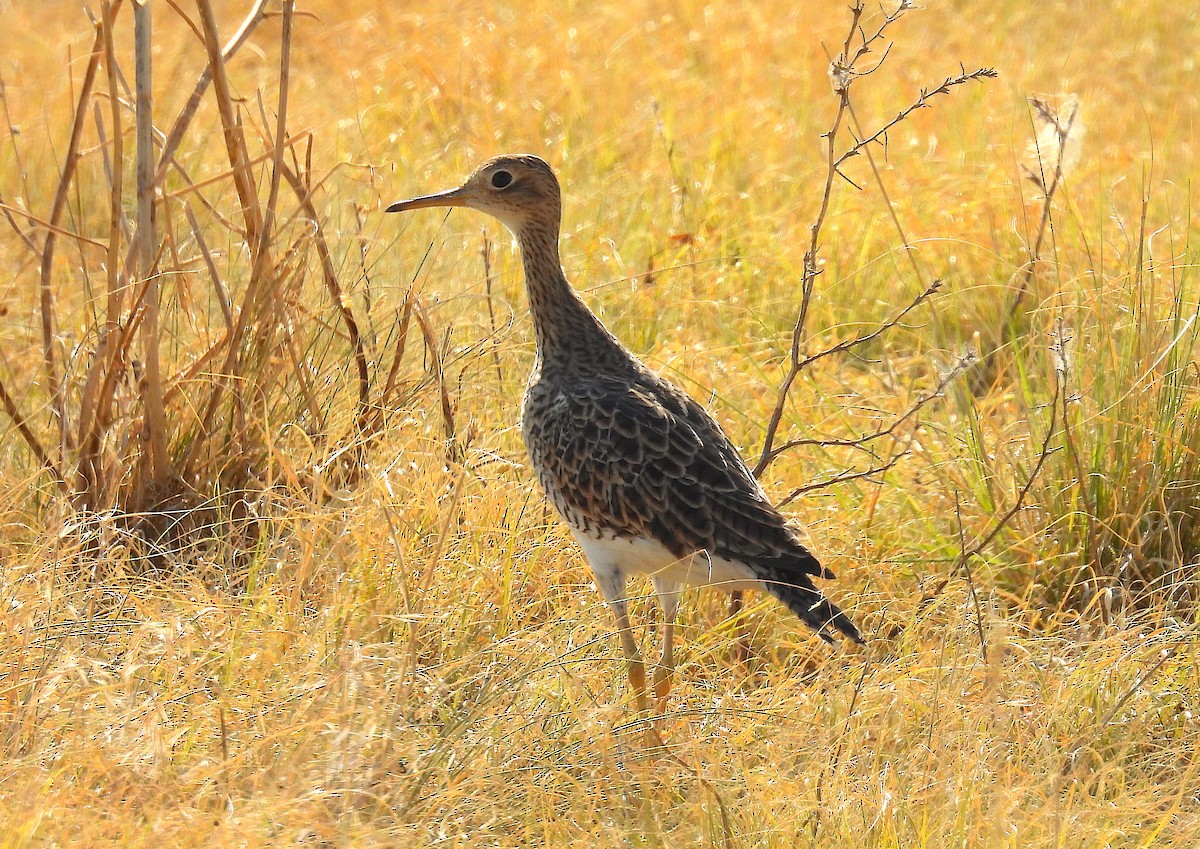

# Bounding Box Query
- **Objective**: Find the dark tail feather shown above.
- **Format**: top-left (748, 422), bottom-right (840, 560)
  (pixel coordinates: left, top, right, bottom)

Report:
top-left (770, 579), bottom-right (863, 645)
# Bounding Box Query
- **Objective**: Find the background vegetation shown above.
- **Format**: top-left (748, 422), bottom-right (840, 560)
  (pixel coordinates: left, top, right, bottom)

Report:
top-left (1, 0), bottom-right (1198, 845)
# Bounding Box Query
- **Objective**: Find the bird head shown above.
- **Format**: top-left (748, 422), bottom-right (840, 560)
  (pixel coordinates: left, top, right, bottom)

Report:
top-left (386, 154), bottom-right (562, 237)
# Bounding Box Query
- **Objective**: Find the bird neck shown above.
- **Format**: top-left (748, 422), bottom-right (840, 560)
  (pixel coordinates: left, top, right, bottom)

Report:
top-left (516, 222), bottom-right (619, 368)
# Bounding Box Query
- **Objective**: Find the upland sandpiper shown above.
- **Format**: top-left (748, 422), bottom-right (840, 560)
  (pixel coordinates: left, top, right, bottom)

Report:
top-left (387, 154), bottom-right (862, 715)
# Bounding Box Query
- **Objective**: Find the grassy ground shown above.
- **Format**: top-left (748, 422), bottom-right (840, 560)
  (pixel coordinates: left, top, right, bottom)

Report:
top-left (1, 1), bottom-right (1199, 845)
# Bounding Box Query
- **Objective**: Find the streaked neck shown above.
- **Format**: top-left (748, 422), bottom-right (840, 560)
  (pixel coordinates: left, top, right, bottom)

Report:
top-left (516, 222), bottom-right (615, 366)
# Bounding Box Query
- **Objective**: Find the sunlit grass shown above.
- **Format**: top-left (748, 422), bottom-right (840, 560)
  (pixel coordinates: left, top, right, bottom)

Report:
top-left (1, 0), bottom-right (1199, 845)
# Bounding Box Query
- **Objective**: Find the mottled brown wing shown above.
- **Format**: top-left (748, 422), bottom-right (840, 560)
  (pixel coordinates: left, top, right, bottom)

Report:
top-left (526, 374), bottom-right (862, 642)
top-left (526, 374), bottom-right (831, 580)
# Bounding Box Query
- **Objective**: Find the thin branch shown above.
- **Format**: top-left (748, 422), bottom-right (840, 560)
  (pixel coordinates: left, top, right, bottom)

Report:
top-left (803, 279), bottom-right (940, 371)
top-left (755, 279), bottom-right (942, 475)
top-left (756, 4), bottom-right (988, 478)
top-left (914, 372), bottom-right (1061, 625)
top-left (833, 66), bottom-right (998, 172)
top-left (777, 444), bottom-right (909, 508)
top-left (762, 341), bottom-right (970, 466)
top-left (958, 377), bottom-right (1061, 568)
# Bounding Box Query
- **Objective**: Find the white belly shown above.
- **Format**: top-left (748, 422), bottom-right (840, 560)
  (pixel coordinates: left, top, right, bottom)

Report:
top-left (571, 529), bottom-right (764, 593)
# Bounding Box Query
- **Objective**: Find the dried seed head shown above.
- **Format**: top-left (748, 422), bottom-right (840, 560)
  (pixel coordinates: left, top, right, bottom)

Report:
top-left (1021, 93), bottom-right (1085, 193)
top-left (829, 59), bottom-right (854, 94)
top-left (954, 345), bottom-right (980, 375)
top-left (935, 346), bottom-right (979, 385)
top-left (1049, 316), bottom-right (1073, 378)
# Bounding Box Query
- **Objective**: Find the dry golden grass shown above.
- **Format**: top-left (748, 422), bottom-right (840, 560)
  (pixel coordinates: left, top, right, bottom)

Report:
top-left (2, 1), bottom-right (1200, 845)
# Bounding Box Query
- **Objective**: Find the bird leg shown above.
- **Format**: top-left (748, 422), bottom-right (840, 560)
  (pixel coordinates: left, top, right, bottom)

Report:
top-left (651, 578), bottom-right (681, 722)
top-left (595, 568), bottom-right (648, 715)
top-left (653, 618), bottom-right (675, 711)
top-left (611, 599), bottom-right (648, 715)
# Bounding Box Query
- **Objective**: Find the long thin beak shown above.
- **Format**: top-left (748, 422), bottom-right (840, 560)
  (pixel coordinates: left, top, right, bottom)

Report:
top-left (385, 186), bottom-right (469, 213)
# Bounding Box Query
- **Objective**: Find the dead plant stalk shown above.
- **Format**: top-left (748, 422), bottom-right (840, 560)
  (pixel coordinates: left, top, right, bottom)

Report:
top-left (182, 0), bottom-right (280, 479)
top-left (38, 4), bottom-right (118, 464)
top-left (135, 0), bottom-right (170, 488)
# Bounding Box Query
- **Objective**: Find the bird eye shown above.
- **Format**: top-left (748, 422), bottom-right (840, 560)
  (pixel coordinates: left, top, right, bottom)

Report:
top-left (490, 170), bottom-right (513, 189)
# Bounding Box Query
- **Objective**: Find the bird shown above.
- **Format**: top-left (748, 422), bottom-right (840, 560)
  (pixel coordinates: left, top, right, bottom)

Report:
top-left (387, 154), bottom-right (862, 717)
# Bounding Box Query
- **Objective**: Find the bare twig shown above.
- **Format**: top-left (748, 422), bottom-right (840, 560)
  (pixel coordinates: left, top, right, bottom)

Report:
top-left (763, 365), bottom-right (944, 460)
top-left (833, 65), bottom-right (998, 175)
top-left (738, 2), bottom-right (991, 631)
top-left (754, 280), bottom-right (943, 474)
top-left (960, 377), bottom-right (1060, 568)
top-left (802, 280), bottom-right (941, 373)
top-left (777, 443), bottom-right (909, 508)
